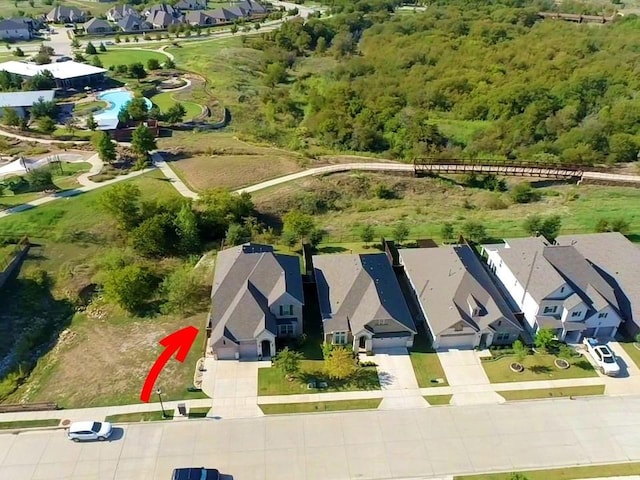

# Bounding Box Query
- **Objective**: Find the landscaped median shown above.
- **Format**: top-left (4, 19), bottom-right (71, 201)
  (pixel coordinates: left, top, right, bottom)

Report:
top-left (0, 419), bottom-right (61, 430)
top-left (424, 394), bottom-right (452, 406)
top-left (259, 399), bottom-right (381, 415)
top-left (454, 461), bottom-right (640, 479)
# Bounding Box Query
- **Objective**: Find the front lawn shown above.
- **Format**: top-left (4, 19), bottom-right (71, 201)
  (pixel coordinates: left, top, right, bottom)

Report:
top-left (409, 333), bottom-right (448, 387)
top-left (259, 399), bottom-right (381, 415)
top-left (482, 353), bottom-right (597, 383)
top-left (620, 341), bottom-right (640, 370)
top-left (455, 462), bottom-right (640, 480)
top-left (498, 385), bottom-right (604, 401)
top-left (258, 361), bottom-right (380, 396)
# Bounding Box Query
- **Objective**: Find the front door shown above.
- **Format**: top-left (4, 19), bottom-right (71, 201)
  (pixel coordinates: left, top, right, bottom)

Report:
top-left (358, 336), bottom-right (366, 350)
top-left (261, 340), bottom-right (272, 358)
top-left (479, 333), bottom-right (489, 349)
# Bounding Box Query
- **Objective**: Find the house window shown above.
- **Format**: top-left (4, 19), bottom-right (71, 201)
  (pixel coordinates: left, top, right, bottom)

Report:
top-left (598, 312), bottom-right (608, 319)
top-left (560, 287), bottom-right (565, 293)
top-left (543, 306), bottom-right (558, 314)
top-left (571, 311), bottom-right (581, 317)
top-left (278, 324), bottom-right (294, 336)
top-left (279, 305), bottom-right (294, 316)
top-left (454, 322), bottom-right (463, 332)
top-left (494, 333), bottom-right (510, 342)
top-left (333, 332), bottom-right (347, 345)
top-left (376, 319), bottom-right (388, 326)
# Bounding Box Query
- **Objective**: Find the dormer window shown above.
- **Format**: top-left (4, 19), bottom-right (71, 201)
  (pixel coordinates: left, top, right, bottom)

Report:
top-left (279, 305), bottom-right (294, 316)
top-left (375, 319), bottom-right (388, 326)
top-left (571, 311), bottom-right (581, 317)
top-left (598, 312), bottom-right (608, 319)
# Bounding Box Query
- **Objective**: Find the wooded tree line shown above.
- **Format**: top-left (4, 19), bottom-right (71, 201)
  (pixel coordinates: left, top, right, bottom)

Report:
top-left (247, 0), bottom-right (640, 164)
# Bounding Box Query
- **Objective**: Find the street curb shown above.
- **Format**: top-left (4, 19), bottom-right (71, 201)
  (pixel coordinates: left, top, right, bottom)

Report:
top-left (0, 425), bottom-right (67, 435)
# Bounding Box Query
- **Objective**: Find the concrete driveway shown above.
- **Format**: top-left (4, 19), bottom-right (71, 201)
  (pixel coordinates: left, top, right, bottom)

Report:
top-left (437, 350), bottom-right (503, 405)
top-left (201, 358), bottom-right (270, 418)
top-left (363, 348), bottom-right (427, 410)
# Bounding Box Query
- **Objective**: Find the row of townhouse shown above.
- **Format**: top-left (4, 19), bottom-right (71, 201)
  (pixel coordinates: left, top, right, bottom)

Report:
top-left (204, 232), bottom-right (639, 360)
top-left (0, 17), bottom-right (42, 40)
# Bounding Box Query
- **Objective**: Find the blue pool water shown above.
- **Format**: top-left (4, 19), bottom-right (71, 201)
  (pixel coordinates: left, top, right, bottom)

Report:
top-left (94, 90), bottom-right (153, 130)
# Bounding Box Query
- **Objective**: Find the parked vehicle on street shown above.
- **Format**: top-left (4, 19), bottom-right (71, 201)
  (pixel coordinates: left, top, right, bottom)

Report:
top-left (67, 421), bottom-right (113, 442)
top-left (172, 467), bottom-right (220, 480)
top-left (583, 338), bottom-right (621, 376)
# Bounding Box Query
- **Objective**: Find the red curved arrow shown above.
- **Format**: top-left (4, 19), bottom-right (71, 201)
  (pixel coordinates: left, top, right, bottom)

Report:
top-left (140, 326), bottom-right (199, 403)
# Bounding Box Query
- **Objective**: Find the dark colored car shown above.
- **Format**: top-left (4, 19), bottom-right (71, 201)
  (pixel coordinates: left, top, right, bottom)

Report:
top-left (172, 468), bottom-right (220, 480)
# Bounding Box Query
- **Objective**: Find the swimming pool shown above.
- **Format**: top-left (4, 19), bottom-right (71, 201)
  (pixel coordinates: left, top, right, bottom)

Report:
top-left (94, 89), bottom-right (153, 130)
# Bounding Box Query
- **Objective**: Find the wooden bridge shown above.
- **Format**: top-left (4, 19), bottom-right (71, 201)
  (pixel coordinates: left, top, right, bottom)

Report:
top-left (413, 158), bottom-right (598, 179)
top-left (537, 11), bottom-right (616, 24)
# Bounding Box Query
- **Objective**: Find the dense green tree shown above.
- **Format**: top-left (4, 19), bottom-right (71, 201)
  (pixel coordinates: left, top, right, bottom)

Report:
top-left (92, 131), bottom-right (117, 164)
top-left (102, 264), bottom-right (154, 313)
top-left (147, 58), bottom-right (160, 70)
top-left (2, 107), bottom-right (20, 127)
top-left (85, 42), bottom-right (97, 55)
top-left (126, 96), bottom-right (150, 121)
top-left (441, 222), bottom-right (455, 243)
top-left (534, 328), bottom-right (556, 354)
top-left (24, 71), bottom-right (55, 90)
top-left (128, 62), bottom-right (146, 79)
top-left (86, 114), bottom-right (98, 131)
top-left (461, 221), bottom-right (487, 243)
top-left (273, 347), bottom-right (303, 378)
top-left (510, 182), bottom-right (540, 204)
top-left (37, 115), bottom-right (56, 134)
top-left (360, 224), bottom-right (375, 246)
top-left (608, 133), bottom-right (638, 163)
top-left (131, 124), bottom-right (157, 162)
top-left (130, 214), bottom-right (173, 257)
top-left (160, 265), bottom-right (204, 314)
top-left (392, 221), bottom-right (409, 245)
top-left (165, 102), bottom-right (186, 123)
top-left (175, 203), bottom-right (201, 253)
top-left (282, 210), bottom-right (315, 245)
top-left (27, 167), bottom-right (54, 191)
top-left (30, 97), bottom-right (57, 119)
top-left (324, 347), bottom-right (357, 380)
top-left (98, 183), bottom-right (141, 231)
top-left (99, 42), bottom-right (107, 52)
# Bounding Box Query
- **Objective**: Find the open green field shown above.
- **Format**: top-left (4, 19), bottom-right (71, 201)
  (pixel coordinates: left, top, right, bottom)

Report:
top-left (498, 385), bottom-right (605, 401)
top-left (94, 49), bottom-right (169, 68)
top-left (251, 173), bottom-right (640, 243)
top-left (482, 354), bottom-right (598, 383)
top-left (0, 171), bottom-right (211, 408)
top-left (151, 92), bottom-right (202, 120)
top-left (455, 462), bottom-right (640, 480)
top-left (259, 399), bottom-right (382, 415)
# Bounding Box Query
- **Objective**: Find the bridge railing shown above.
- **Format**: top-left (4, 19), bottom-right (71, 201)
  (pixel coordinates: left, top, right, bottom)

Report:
top-left (413, 157), bottom-right (609, 172)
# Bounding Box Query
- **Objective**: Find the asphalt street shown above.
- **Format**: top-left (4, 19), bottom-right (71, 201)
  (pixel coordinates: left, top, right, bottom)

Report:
top-left (2, 395), bottom-right (640, 480)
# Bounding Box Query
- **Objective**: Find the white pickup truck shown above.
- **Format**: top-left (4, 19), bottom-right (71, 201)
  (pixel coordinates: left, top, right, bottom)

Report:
top-left (583, 338), bottom-right (621, 376)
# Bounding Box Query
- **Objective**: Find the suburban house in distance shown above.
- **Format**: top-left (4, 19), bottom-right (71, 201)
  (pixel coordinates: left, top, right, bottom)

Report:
top-left (313, 253), bottom-right (416, 352)
top-left (483, 237), bottom-right (623, 342)
top-left (175, 0), bottom-right (206, 10)
top-left (83, 18), bottom-right (113, 34)
top-left (0, 90), bottom-right (55, 119)
top-left (118, 15), bottom-right (152, 33)
top-left (207, 243), bottom-right (304, 360)
top-left (400, 244), bottom-right (523, 350)
top-left (0, 18), bottom-right (32, 40)
top-left (46, 6), bottom-right (86, 23)
top-left (0, 61), bottom-right (106, 88)
top-left (106, 4), bottom-right (137, 22)
top-left (556, 232), bottom-right (640, 337)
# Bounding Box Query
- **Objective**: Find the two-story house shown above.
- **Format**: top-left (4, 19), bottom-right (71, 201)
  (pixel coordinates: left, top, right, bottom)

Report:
top-left (483, 237), bottom-right (623, 342)
top-left (399, 244), bottom-right (523, 350)
top-left (313, 253), bottom-right (416, 353)
top-left (207, 243), bottom-right (304, 360)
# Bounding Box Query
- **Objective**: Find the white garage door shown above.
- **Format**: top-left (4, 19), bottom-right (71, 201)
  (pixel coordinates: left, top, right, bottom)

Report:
top-left (216, 346), bottom-right (237, 360)
top-left (372, 336), bottom-right (409, 350)
top-left (437, 334), bottom-right (476, 350)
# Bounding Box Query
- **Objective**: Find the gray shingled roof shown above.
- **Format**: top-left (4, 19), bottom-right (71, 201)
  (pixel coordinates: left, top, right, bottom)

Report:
top-left (542, 245), bottom-right (620, 313)
top-left (400, 245), bottom-right (522, 336)
top-left (84, 18), bottom-right (111, 31)
top-left (209, 243), bottom-right (303, 345)
top-left (0, 19), bottom-right (28, 30)
top-left (557, 232), bottom-right (640, 333)
top-left (0, 90), bottom-right (54, 108)
top-left (313, 253), bottom-right (416, 336)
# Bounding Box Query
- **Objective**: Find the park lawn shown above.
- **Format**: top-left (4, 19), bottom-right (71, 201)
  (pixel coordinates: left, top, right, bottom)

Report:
top-left (151, 92), bottom-right (202, 120)
top-left (257, 362), bottom-right (380, 396)
top-left (95, 49), bottom-right (168, 68)
top-left (0, 419), bottom-right (60, 430)
top-left (454, 462), bottom-right (640, 480)
top-left (159, 131), bottom-right (303, 191)
top-left (105, 411), bottom-right (173, 423)
top-left (259, 399), bottom-right (381, 415)
top-left (424, 395), bottom-right (452, 405)
top-left (409, 333), bottom-right (448, 388)
top-left (482, 353), bottom-right (597, 383)
top-left (73, 100), bottom-right (107, 116)
top-left (0, 171), bottom-right (211, 408)
top-left (620, 341), bottom-right (640, 370)
top-left (498, 385), bottom-right (605, 401)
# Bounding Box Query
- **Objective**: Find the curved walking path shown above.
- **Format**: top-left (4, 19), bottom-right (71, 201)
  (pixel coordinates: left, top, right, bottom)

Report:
top-left (0, 128), bottom-right (89, 145)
